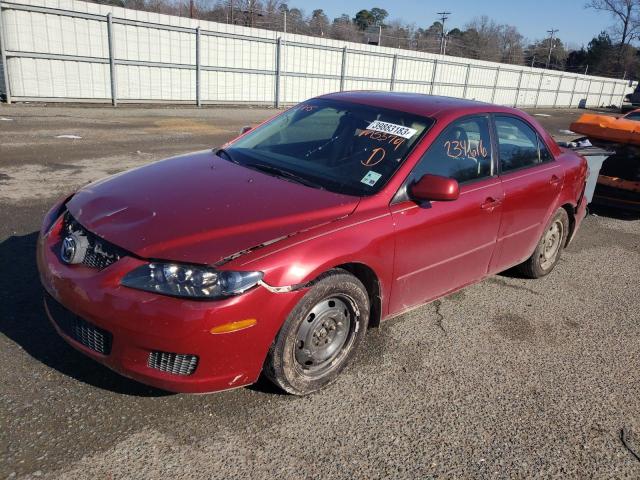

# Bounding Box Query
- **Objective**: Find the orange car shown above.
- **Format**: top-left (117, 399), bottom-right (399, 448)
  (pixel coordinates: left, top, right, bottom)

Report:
top-left (570, 110), bottom-right (640, 145)
top-left (571, 112), bottom-right (640, 211)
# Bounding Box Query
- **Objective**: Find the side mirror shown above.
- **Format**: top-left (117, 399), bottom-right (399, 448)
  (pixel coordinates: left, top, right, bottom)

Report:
top-left (239, 125), bottom-right (252, 135)
top-left (409, 174), bottom-right (459, 202)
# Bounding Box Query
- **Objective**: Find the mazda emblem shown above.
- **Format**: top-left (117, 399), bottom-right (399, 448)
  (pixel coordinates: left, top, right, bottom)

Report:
top-left (61, 236), bottom-right (77, 264)
top-left (60, 232), bottom-right (89, 265)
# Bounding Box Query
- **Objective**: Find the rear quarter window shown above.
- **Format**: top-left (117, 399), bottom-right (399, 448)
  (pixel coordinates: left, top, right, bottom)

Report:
top-left (496, 116), bottom-right (552, 172)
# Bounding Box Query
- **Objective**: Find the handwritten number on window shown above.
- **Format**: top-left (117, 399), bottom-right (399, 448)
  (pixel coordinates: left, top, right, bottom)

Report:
top-left (359, 130), bottom-right (406, 151)
top-left (444, 139), bottom-right (488, 160)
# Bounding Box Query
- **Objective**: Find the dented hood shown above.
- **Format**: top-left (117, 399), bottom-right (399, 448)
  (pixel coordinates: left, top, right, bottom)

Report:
top-left (67, 150), bottom-right (359, 264)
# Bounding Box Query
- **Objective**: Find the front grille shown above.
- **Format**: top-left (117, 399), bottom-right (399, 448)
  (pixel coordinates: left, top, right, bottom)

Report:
top-left (148, 351), bottom-right (198, 376)
top-left (61, 212), bottom-right (127, 270)
top-left (45, 294), bottom-right (113, 355)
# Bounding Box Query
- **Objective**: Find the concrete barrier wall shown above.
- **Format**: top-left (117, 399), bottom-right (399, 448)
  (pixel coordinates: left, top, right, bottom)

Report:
top-left (0, 0), bottom-right (635, 107)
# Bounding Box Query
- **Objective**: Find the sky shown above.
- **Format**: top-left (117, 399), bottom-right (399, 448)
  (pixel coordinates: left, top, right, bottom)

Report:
top-left (287, 0), bottom-right (613, 48)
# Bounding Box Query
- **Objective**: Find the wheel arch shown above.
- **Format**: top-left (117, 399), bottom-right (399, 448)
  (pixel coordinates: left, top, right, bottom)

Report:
top-left (333, 262), bottom-right (382, 328)
top-left (560, 202), bottom-right (576, 247)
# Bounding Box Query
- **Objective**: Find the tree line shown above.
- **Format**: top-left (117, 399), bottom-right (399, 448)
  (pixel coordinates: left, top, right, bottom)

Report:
top-left (93, 0), bottom-right (640, 80)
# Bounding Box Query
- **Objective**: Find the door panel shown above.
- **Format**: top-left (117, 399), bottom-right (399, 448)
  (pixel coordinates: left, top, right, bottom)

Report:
top-left (389, 178), bottom-right (503, 314)
top-left (490, 164), bottom-right (562, 272)
top-left (489, 115), bottom-right (563, 273)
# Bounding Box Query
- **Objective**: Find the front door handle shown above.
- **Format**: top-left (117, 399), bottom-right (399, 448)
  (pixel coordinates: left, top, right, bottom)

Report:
top-left (480, 197), bottom-right (501, 211)
top-left (549, 174), bottom-right (562, 186)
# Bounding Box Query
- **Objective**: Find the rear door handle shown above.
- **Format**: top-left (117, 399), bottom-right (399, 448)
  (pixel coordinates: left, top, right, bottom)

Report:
top-left (480, 197), bottom-right (502, 211)
top-left (549, 174), bottom-right (562, 186)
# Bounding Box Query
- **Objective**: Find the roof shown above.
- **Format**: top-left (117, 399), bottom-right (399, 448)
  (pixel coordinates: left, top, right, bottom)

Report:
top-left (319, 91), bottom-right (516, 119)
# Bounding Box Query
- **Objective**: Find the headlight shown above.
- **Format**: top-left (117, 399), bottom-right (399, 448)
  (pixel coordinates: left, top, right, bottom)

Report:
top-left (42, 193), bottom-right (74, 234)
top-left (121, 262), bottom-right (264, 299)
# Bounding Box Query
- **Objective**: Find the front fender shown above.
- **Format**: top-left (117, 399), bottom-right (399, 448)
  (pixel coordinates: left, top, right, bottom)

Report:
top-left (229, 205), bottom-right (396, 316)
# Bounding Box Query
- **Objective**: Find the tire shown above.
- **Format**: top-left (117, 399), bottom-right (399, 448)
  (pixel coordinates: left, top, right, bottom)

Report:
top-left (517, 208), bottom-right (569, 279)
top-left (264, 269), bottom-right (370, 396)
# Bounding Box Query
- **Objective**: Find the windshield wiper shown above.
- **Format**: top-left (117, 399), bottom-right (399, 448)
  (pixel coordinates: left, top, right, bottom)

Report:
top-left (215, 148), bottom-right (239, 164)
top-left (245, 162), bottom-right (324, 190)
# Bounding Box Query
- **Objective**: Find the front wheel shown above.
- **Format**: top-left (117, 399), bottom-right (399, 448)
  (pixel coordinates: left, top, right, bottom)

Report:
top-left (517, 208), bottom-right (569, 278)
top-left (264, 270), bottom-right (370, 395)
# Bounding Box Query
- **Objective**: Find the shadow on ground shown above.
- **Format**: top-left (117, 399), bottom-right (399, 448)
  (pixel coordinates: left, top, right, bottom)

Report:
top-left (0, 231), bottom-right (171, 397)
top-left (589, 204), bottom-right (640, 221)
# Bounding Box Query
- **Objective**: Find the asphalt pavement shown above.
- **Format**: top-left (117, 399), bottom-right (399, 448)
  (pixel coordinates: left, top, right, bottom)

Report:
top-left (0, 103), bottom-right (639, 479)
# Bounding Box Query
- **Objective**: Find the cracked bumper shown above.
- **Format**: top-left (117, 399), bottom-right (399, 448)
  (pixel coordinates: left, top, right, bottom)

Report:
top-left (37, 216), bottom-right (305, 393)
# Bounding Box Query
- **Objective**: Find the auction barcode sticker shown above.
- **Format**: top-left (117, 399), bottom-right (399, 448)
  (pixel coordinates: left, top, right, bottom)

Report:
top-left (366, 120), bottom-right (417, 139)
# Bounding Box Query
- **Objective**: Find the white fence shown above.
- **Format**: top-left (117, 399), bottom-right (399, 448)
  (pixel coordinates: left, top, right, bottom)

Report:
top-left (0, 0), bottom-right (635, 107)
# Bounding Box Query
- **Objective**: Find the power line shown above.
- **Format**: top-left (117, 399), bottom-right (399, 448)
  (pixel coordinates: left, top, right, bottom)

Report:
top-left (546, 28), bottom-right (559, 69)
top-left (436, 11), bottom-right (451, 55)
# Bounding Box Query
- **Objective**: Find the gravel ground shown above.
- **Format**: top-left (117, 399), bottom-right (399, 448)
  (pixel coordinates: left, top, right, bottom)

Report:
top-left (0, 103), bottom-right (639, 479)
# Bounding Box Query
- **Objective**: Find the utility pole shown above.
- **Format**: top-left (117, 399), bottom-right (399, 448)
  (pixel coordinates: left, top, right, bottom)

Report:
top-left (283, 9), bottom-right (286, 34)
top-left (189, 0), bottom-right (194, 19)
top-left (531, 54), bottom-right (535, 67)
top-left (437, 11), bottom-right (450, 55)
top-left (378, 25), bottom-right (382, 47)
top-left (546, 28), bottom-right (558, 69)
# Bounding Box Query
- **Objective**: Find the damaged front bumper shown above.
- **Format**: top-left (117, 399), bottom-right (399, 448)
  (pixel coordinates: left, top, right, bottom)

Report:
top-left (37, 215), bottom-right (306, 394)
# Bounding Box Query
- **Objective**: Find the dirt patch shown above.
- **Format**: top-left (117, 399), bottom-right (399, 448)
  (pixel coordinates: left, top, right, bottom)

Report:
top-left (0, 154), bottom-right (155, 202)
top-left (148, 118), bottom-right (235, 135)
top-left (493, 313), bottom-right (536, 342)
top-left (488, 277), bottom-right (541, 296)
top-left (444, 290), bottom-right (466, 302)
top-left (563, 317), bottom-right (581, 329)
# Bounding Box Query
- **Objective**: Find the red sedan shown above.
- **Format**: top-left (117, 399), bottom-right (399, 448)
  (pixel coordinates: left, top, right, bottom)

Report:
top-left (37, 92), bottom-right (589, 395)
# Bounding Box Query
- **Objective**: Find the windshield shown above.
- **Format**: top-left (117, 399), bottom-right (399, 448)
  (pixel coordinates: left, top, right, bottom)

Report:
top-left (223, 98), bottom-right (434, 196)
top-left (624, 111), bottom-right (640, 121)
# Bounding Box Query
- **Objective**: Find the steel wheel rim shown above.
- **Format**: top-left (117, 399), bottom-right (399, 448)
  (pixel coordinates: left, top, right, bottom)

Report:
top-left (294, 295), bottom-right (357, 377)
top-left (540, 219), bottom-right (564, 270)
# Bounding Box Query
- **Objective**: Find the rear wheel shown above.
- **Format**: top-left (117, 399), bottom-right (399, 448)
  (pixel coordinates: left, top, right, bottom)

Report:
top-left (264, 270), bottom-right (369, 395)
top-left (517, 208), bottom-right (569, 278)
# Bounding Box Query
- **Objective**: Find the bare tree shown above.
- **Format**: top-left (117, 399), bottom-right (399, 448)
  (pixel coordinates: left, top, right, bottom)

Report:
top-left (82, 0), bottom-right (629, 77)
top-left (382, 20), bottom-right (415, 49)
top-left (331, 14), bottom-right (361, 42)
top-left (586, 0), bottom-right (640, 68)
top-left (526, 37), bottom-right (568, 70)
top-left (309, 9), bottom-right (330, 36)
top-left (464, 16), bottom-right (502, 62)
top-left (414, 22), bottom-right (443, 54)
top-left (499, 25), bottom-right (525, 64)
